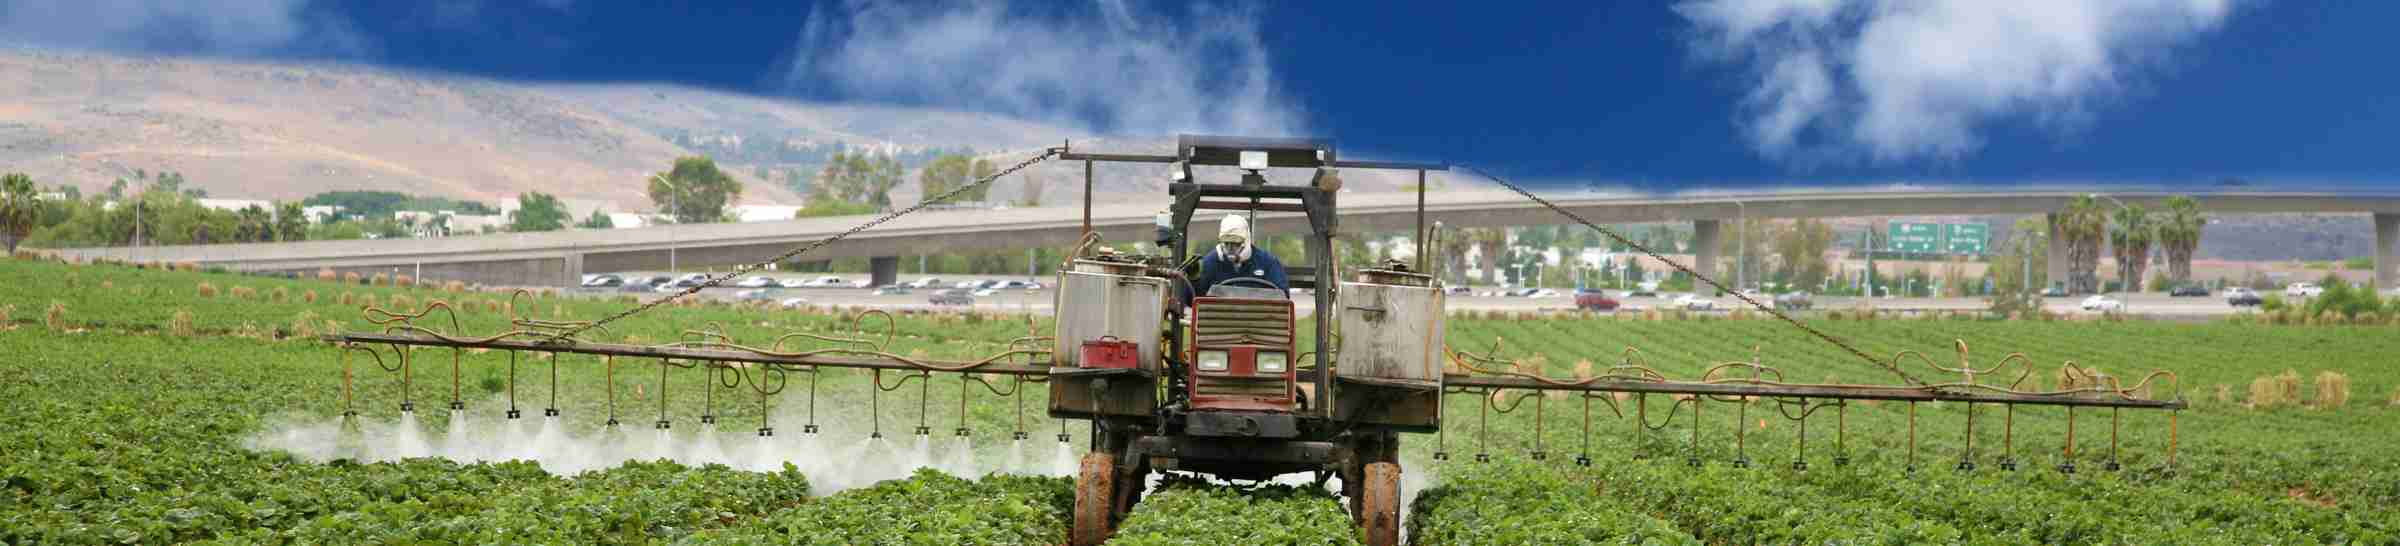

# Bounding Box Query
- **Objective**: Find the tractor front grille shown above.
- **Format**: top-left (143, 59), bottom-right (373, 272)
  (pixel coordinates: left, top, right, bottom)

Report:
top-left (1195, 375), bottom-right (1288, 400)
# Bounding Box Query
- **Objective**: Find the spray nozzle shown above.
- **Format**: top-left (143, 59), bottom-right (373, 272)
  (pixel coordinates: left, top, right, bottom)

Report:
top-left (757, 427), bottom-right (774, 437)
top-left (803, 424), bottom-right (820, 434)
top-left (605, 418), bottom-right (621, 428)
top-left (399, 402), bottom-right (415, 413)
top-left (655, 420), bottom-right (672, 430)
top-left (954, 427), bottom-right (971, 437)
top-left (448, 401), bottom-right (465, 411)
top-left (1012, 431), bottom-right (1029, 441)
top-left (701, 415), bottom-right (717, 425)
top-left (506, 409), bottom-right (522, 419)
top-left (543, 408), bottom-right (559, 417)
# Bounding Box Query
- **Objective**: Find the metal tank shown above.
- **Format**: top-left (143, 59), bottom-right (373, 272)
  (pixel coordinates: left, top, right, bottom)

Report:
top-left (1053, 258), bottom-right (1167, 371)
top-left (1337, 268), bottom-right (1446, 385)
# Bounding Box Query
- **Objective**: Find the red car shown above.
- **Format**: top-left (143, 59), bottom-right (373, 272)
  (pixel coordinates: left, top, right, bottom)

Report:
top-left (1574, 289), bottom-right (1620, 311)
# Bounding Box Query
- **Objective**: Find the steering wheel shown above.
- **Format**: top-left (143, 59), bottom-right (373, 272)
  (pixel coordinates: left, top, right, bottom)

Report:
top-left (1210, 277), bottom-right (1288, 299)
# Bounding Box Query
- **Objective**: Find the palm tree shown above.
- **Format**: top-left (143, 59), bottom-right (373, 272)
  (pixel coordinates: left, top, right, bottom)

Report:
top-left (1, 173), bottom-right (38, 253)
top-left (2059, 196), bottom-right (2109, 294)
top-left (2108, 204), bottom-right (2154, 292)
top-left (2157, 196), bottom-right (2205, 285)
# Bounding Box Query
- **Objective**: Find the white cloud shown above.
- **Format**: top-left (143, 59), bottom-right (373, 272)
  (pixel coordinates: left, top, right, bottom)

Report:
top-left (780, 0), bottom-right (1300, 136)
top-left (1678, 0), bottom-right (2239, 163)
top-left (0, 0), bottom-right (366, 56)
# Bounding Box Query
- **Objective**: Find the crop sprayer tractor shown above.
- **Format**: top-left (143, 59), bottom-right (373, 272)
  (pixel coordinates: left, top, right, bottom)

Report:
top-left (324, 135), bottom-right (2186, 546)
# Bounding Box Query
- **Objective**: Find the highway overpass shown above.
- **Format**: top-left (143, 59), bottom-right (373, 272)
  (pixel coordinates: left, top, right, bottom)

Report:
top-left (55, 189), bottom-right (2400, 290)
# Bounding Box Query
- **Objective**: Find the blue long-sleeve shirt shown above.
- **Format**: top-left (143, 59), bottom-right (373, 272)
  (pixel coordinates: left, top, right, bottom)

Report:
top-left (1184, 247), bottom-right (1289, 306)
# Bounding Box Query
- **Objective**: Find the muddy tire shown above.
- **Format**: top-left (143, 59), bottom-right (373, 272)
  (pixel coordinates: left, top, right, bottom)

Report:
top-left (1361, 462), bottom-right (1401, 546)
top-left (1072, 452), bottom-right (1116, 546)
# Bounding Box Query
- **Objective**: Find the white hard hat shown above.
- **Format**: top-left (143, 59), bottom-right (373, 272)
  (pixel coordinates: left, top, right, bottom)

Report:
top-left (1218, 215), bottom-right (1250, 244)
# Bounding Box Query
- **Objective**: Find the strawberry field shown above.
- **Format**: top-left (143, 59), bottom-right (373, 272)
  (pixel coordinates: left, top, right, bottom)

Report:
top-left (4, 258), bottom-right (2396, 544)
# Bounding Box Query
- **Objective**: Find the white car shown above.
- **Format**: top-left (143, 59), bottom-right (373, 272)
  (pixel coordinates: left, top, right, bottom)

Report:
top-left (799, 275), bottom-right (849, 288)
top-left (778, 297), bottom-right (811, 309)
top-left (2080, 295), bottom-right (2125, 312)
top-left (1527, 289), bottom-right (1560, 298)
top-left (953, 280), bottom-right (981, 289)
top-left (732, 289), bottom-right (775, 301)
top-left (778, 278), bottom-right (810, 289)
top-left (734, 276), bottom-right (779, 288)
top-left (1671, 294), bottom-right (1718, 311)
top-left (904, 277), bottom-right (945, 289)
top-left (2285, 283), bottom-right (2323, 298)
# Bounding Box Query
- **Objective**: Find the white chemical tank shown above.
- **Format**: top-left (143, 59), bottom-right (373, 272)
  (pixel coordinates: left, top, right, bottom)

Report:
top-left (1053, 259), bottom-right (1167, 371)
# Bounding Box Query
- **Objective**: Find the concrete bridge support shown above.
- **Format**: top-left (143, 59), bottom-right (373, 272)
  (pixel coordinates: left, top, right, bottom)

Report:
top-left (2377, 213), bottom-right (2397, 290)
top-left (869, 256), bottom-right (900, 288)
top-left (1692, 220), bottom-right (1721, 289)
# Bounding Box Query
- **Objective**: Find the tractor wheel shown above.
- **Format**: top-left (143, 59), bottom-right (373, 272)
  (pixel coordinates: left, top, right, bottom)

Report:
top-left (1360, 462), bottom-right (1402, 546)
top-left (1072, 452), bottom-right (1116, 546)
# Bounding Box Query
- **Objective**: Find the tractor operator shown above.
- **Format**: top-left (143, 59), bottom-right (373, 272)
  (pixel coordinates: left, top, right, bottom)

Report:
top-left (1185, 214), bottom-right (1289, 306)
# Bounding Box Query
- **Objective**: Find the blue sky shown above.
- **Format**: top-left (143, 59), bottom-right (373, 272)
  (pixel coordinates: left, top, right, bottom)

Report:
top-left (5, 1), bottom-right (2395, 190)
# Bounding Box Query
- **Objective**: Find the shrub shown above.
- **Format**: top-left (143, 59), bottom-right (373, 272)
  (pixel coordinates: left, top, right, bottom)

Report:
top-left (44, 301), bottom-right (66, 332)
top-left (443, 280), bottom-right (467, 293)
top-left (197, 282), bottom-right (219, 298)
top-left (358, 294), bottom-right (379, 310)
top-left (2213, 384), bottom-right (2232, 405)
top-left (2248, 376), bottom-right (2285, 409)
top-left (2314, 371), bottom-right (2351, 409)
top-left (0, 304), bottom-right (11, 324)
top-left (230, 286), bottom-right (256, 300)
top-left (389, 294), bottom-right (416, 312)
top-left (317, 267), bottom-right (338, 281)
top-left (270, 286), bottom-right (290, 303)
top-left (303, 289), bottom-right (318, 303)
top-left (175, 261), bottom-right (198, 272)
top-left (170, 309), bottom-right (196, 337)
top-left (369, 273), bottom-right (388, 286)
top-left (395, 274), bottom-right (415, 288)
top-left (336, 292), bottom-right (354, 306)
top-left (344, 272), bottom-right (362, 284)
top-left (290, 311), bottom-right (323, 340)
top-left (485, 299), bottom-right (503, 314)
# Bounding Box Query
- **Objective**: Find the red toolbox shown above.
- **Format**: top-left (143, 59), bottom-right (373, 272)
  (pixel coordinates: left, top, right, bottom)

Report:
top-left (1080, 336), bottom-right (1140, 369)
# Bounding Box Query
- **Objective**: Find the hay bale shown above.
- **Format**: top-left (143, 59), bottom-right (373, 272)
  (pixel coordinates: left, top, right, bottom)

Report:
top-left (337, 292), bottom-right (354, 306)
top-left (317, 268), bottom-right (338, 281)
top-left (2390, 384), bottom-right (2400, 407)
top-left (369, 273), bottom-right (388, 286)
top-left (1573, 359), bottom-right (1594, 380)
top-left (197, 282), bottom-right (219, 298)
top-left (394, 274), bottom-right (415, 288)
top-left (2277, 370), bottom-right (2303, 403)
top-left (176, 261), bottom-right (199, 273)
top-left (443, 280), bottom-right (467, 293)
top-left (303, 290), bottom-right (318, 304)
top-left (0, 304), bottom-right (12, 324)
top-left (2248, 376), bottom-right (2284, 409)
top-left (270, 286), bottom-right (290, 303)
top-left (230, 286), bottom-right (256, 300)
top-left (170, 309), bottom-right (196, 337)
top-left (344, 272), bottom-right (362, 285)
top-left (389, 294), bottom-right (416, 312)
top-left (2315, 371), bottom-right (2351, 409)
top-left (44, 301), bottom-right (67, 332)
top-left (2213, 384), bottom-right (2232, 405)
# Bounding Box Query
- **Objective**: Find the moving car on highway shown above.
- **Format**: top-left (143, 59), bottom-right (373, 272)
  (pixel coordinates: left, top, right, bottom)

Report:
top-left (2224, 287), bottom-right (2264, 307)
top-left (1573, 289), bottom-right (1620, 311)
top-left (928, 289), bottom-right (974, 306)
top-left (1773, 291), bottom-right (1813, 311)
top-left (2168, 285), bottom-right (2210, 297)
top-left (2286, 282), bottom-right (2323, 298)
top-left (580, 274), bottom-right (623, 288)
top-left (904, 277), bottom-right (945, 289)
top-left (1672, 293), bottom-right (1718, 311)
top-left (2080, 295), bottom-right (2125, 312)
top-left (735, 276), bottom-right (779, 288)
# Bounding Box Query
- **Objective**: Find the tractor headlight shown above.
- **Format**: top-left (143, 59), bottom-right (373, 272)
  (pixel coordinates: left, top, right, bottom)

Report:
top-left (1197, 350), bottom-right (1229, 372)
top-left (1257, 351), bottom-right (1288, 374)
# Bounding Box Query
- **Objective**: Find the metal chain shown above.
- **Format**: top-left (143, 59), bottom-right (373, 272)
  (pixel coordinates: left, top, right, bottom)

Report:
top-left (1456, 166), bottom-right (1925, 386)
top-left (557, 148), bottom-right (1062, 340)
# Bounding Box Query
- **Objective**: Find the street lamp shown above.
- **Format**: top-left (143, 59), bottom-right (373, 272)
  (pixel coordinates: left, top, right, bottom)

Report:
top-left (653, 174), bottom-right (680, 274)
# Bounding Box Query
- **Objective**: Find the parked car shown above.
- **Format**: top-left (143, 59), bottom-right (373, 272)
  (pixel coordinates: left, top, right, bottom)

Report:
top-left (799, 275), bottom-right (849, 288)
top-left (1625, 289), bottom-right (1661, 298)
top-left (779, 277), bottom-right (811, 289)
top-left (2224, 287), bottom-right (2263, 307)
top-left (2041, 286), bottom-right (2068, 297)
top-left (1671, 294), bottom-right (1718, 311)
top-left (619, 276), bottom-right (669, 293)
top-left (927, 289), bottom-right (974, 306)
top-left (1574, 289), bottom-right (1620, 311)
top-left (667, 274), bottom-right (708, 288)
top-left (989, 280), bottom-right (1042, 290)
top-left (871, 286), bottom-right (912, 296)
top-left (778, 297), bottom-right (811, 309)
top-left (732, 289), bottom-right (775, 301)
top-left (971, 288), bottom-right (1001, 297)
top-left (735, 276), bottom-right (779, 288)
top-left (2285, 282), bottom-right (2323, 298)
top-left (2168, 285), bottom-right (2210, 297)
top-left (953, 280), bottom-right (982, 289)
top-left (904, 277), bottom-right (946, 289)
top-left (1737, 288), bottom-right (1764, 299)
top-left (1773, 291), bottom-right (1814, 311)
top-left (1526, 289), bottom-right (1560, 298)
top-left (2080, 295), bottom-right (2125, 312)
top-left (1444, 286), bottom-right (1473, 295)
top-left (580, 274), bottom-right (624, 288)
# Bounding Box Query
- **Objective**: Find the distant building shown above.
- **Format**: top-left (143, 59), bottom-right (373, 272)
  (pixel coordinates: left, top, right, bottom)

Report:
top-left (731, 205), bottom-right (803, 223)
top-left (195, 198), bottom-right (273, 212)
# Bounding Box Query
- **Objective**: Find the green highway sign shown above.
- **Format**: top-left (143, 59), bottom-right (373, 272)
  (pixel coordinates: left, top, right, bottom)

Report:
top-left (1944, 223), bottom-right (1989, 255)
top-left (1888, 222), bottom-right (1941, 253)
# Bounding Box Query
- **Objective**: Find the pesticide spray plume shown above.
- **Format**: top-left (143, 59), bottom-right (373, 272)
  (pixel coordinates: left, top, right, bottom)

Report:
top-left (247, 389), bottom-right (1080, 495)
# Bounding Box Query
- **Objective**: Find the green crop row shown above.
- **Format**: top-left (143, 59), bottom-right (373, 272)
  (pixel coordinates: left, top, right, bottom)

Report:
top-left (1111, 475), bottom-right (1362, 545)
